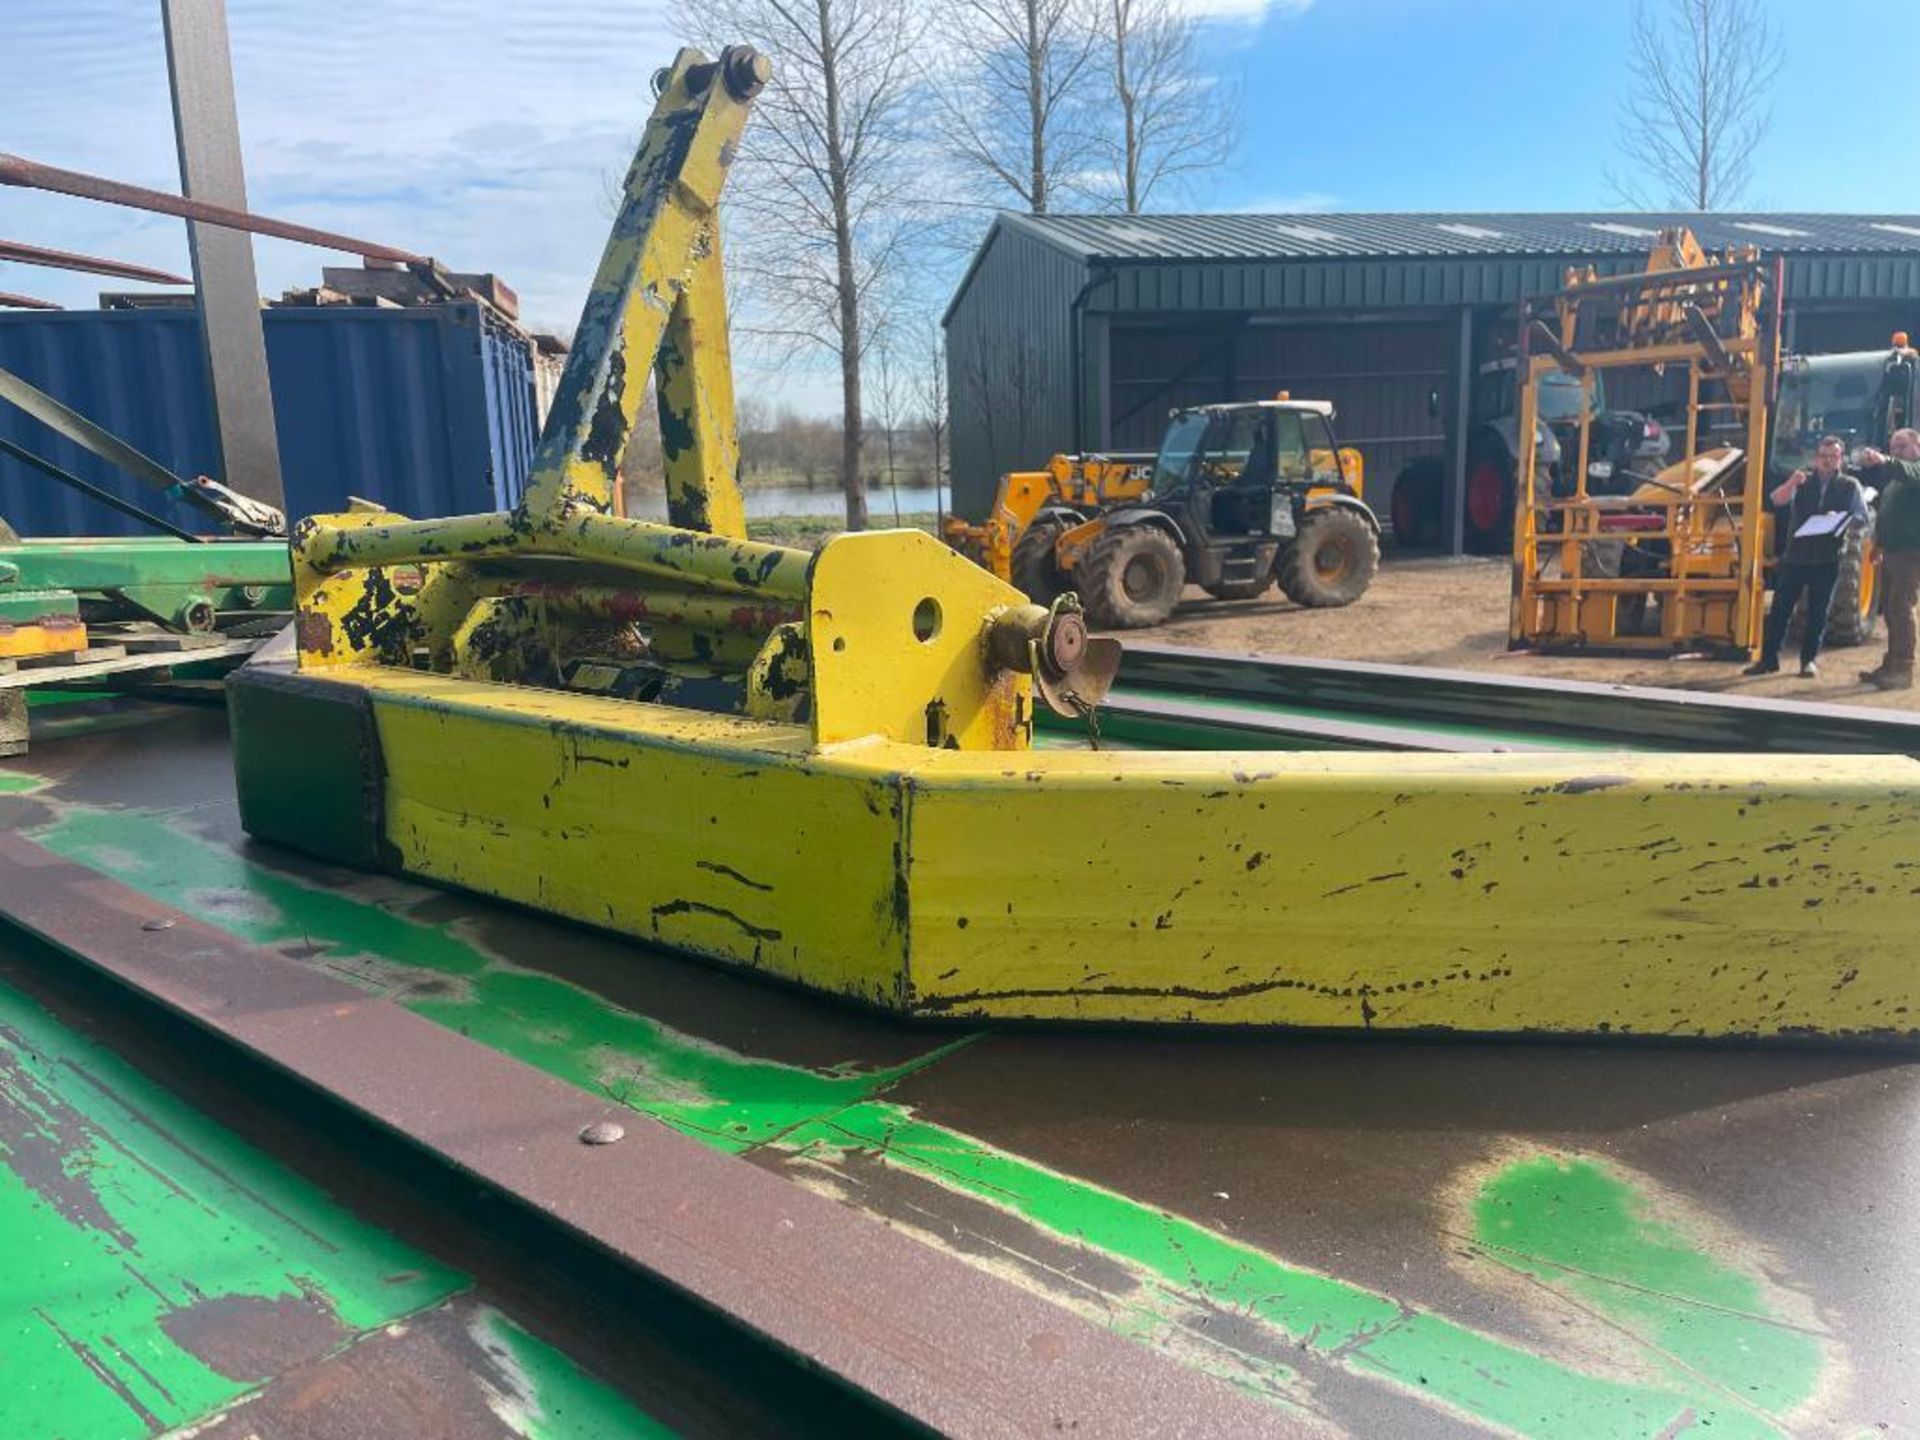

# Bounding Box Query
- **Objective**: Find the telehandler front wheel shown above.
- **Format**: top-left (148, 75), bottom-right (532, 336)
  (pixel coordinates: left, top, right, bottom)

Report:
top-left (1279, 509), bottom-right (1379, 608)
top-left (1078, 525), bottom-right (1186, 629)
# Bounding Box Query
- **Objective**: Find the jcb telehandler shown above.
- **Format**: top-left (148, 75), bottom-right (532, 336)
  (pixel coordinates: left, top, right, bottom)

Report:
top-left (951, 398), bottom-right (1378, 629)
top-left (1065, 398), bottom-right (1378, 628)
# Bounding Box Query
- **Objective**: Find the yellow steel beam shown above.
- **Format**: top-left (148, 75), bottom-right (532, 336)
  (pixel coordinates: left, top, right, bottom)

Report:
top-left (289, 659), bottom-right (1920, 1040)
top-left (0, 616), bottom-right (88, 659)
top-left (658, 234), bottom-right (747, 538)
top-left (521, 48), bottom-right (764, 521)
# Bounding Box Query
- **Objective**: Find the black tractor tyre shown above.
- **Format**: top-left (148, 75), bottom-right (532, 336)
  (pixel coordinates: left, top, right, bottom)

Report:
top-left (1201, 572), bottom-right (1274, 601)
top-left (1077, 524), bottom-right (1187, 629)
top-left (1824, 524), bottom-right (1879, 647)
top-left (1389, 459), bottom-right (1444, 550)
top-left (1010, 516), bottom-right (1072, 605)
top-left (1278, 509), bottom-right (1380, 608)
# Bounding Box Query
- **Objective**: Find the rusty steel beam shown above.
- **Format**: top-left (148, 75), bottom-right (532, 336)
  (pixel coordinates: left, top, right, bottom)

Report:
top-left (161, 0), bottom-right (283, 507)
top-left (0, 238), bottom-right (189, 286)
top-left (0, 153), bottom-right (431, 267)
top-left (0, 291), bottom-right (60, 310)
top-left (0, 837), bottom-right (1289, 1439)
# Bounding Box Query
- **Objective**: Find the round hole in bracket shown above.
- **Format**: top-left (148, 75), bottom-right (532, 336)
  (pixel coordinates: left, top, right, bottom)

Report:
top-left (912, 598), bottom-right (942, 643)
top-left (831, 636), bottom-right (847, 653)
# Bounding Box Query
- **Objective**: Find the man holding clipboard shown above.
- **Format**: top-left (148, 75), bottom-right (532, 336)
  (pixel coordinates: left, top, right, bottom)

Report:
top-left (1744, 434), bottom-right (1869, 677)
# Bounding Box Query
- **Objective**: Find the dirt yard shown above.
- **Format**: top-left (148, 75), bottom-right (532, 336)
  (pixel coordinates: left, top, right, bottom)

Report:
top-left (1150, 554), bottom-right (1920, 712)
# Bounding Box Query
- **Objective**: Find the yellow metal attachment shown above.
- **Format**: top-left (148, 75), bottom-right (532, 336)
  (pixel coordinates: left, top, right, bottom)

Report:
top-left (236, 57), bottom-right (1920, 1047)
top-left (808, 530), bottom-right (1034, 749)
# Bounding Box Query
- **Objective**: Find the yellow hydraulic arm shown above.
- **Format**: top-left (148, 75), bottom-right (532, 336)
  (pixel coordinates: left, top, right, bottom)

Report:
top-left (943, 454), bottom-right (1153, 581)
top-left (231, 59), bottom-right (1920, 1045)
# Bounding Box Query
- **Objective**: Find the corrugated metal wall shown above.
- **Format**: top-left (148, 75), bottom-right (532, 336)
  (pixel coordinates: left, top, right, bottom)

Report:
top-left (0, 301), bottom-right (537, 537)
top-left (1790, 304), bottom-right (1920, 355)
top-left (945, 225), bottom-right (1089, 518)
top-left (1108, 318), bottom-right (1452, 516)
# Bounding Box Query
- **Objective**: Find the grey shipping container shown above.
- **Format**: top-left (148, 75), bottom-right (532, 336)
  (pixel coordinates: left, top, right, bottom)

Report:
top-left (0, 300), bottom-right (539, 537)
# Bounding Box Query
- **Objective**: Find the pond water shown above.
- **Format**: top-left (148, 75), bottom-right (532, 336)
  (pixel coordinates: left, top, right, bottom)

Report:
top-left (629, 482), bottom-right (946, 519)
top-left (741, 482), bottom-right (945, 518)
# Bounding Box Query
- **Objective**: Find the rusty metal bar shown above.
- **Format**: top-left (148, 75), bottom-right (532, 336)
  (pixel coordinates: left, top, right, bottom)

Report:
top-left (0, 836), bottom-right (1284, 1438)
top-left (302, 510), bottom-right (810, 600)
top-left (0, 291), bottom-right (60, 310)
top-left (0, 238), bottom-right (189, 285)
top-left (494, 581), bottom-right (801, 633)
top-left (0, 152), bottom-right (431, 266)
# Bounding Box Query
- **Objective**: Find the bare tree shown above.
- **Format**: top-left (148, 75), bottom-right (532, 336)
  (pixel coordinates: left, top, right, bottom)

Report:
top-left (686, 2), bottom-right (920, 530)
top-left (913, 321), bottom-right (950, 525)
top-left (1096, 0), bottom-right (1238, 213)
top-left (1611, 0), bottom-right (1783, 210)
top-left (870, 332), bottom-right (907, 524)
top-left (929, 0), bottom-right (1103, 214)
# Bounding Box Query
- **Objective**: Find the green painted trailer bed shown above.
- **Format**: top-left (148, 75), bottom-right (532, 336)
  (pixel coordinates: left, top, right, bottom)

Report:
top-left (0, 689), bottom-right (1914, 1437)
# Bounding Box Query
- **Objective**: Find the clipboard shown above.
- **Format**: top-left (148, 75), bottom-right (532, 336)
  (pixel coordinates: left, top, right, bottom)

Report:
top-left (1793, 510), bottom-right (1853, 540)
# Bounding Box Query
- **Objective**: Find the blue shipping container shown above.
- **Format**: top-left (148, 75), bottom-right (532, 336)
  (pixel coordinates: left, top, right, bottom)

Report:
top-left (0, 301), bottom-right (539, 537)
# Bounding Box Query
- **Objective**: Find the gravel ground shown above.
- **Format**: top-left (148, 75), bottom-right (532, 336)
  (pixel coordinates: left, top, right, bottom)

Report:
top-left (1148, 553), bottom-right (1920, 712)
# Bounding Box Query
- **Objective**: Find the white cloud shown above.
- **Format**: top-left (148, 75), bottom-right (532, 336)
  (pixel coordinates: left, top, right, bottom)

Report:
top-left (1169, 0), bottom-right (1313, 23)
top-left (2, 0), bottom-right (677, 328)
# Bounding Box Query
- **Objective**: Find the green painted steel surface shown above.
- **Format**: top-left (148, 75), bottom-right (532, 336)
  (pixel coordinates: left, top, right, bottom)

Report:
top-left (0, 536), bottom-right (290, 629)
top-left (0, 955), bottom-right (673, 1439)
top-left (10, 767), bottom-right (1860, 1438)
top-left (1471, 1155), bottom-right (1827, 1422)
top-left (474, 1310), bottom-right (679, 1440)
top-left (0, 969), bottom-right (455, 1435)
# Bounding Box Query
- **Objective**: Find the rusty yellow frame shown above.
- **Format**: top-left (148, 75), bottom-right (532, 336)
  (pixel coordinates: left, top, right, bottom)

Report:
top-left (246, 60), bottom-right (1920, 1043)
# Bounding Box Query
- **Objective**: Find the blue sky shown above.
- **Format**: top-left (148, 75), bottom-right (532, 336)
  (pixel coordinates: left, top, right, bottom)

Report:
top-left (4, 0), bottom-right (1914, 411)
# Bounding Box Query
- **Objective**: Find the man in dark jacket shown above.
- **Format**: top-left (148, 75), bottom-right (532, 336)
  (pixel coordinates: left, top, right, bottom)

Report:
top-left (1745, 435), bottom-right (1869, 678)
top-left (1856, 427), bottom-right (1920, 691)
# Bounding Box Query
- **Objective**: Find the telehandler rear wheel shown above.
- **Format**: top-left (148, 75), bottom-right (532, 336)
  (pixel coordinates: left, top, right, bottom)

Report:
top-left (1279, 509), bottom-right (1379, 608)
top-left (1078, 525), bottom-right (1186, 629)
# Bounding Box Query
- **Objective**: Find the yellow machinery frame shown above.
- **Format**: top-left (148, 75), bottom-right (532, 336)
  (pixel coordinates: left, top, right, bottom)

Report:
top-left (231, 54), bottom-right (1920, 1043)
top-left (1509, 235), bottom-right (1780, 656)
